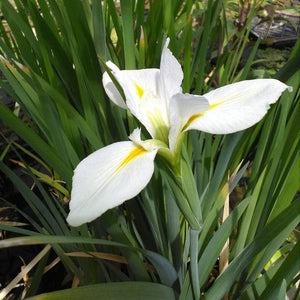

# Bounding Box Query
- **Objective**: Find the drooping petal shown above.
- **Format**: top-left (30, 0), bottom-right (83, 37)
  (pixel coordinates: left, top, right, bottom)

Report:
top-left (159, 38), bottom-right (183, 101)
top-left (168, 93), bottom-right (210, 153)
top-left (67, 140), bottom-right (158, 227)
top-left (102, 71), bottom-right (127, 109)
top-left (184, 79), bottom-right (290, 134)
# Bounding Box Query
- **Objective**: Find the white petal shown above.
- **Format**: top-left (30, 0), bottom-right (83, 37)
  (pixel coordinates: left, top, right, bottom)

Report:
top-left (168, 93), bottom-right (209, 152)
top-left (185, 79), bottom-right (290, 134)
top-left (67, 141), bottom-right (157, 226)
top-left (102, 71), bottom-right (127, 109)
top-left (128, 127), bottom-right (143, 144)
top-left (129, 127), bottom-right (169, 153)
top-left (106, 61), bottom-right (120, 72)
top-left (129, 90), bottom-right (171, 142)
top-left (103, 62), bottom-right (160, 110)
top-left (159, 38), bottom-right (183, 101)
top-left (112, 68), bottom-right (160, 103)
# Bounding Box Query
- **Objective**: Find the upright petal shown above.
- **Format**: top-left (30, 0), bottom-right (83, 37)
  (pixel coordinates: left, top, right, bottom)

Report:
top-left (103, 63), bottom-right (169, 140)
top-left (117, 68), bottom-right (160, 103)
top-left (67, 140), bottom-right (157, 227)
top-left (168, 93), bottom-right (209, 153)
top-left (128, 90), bottom-right (171, 143)
top-left (184, 79), bottom-right (290, 134)
top-left (103, 61), bottom-right (160, 112)
top-left (115, 68), bottom-right (168, 141)
top-left (159, 38), bottom-right (183, 101)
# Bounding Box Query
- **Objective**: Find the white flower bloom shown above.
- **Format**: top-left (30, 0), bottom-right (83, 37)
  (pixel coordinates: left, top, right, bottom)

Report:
top-left (67, 38), bottom-right (290, 226)
top-left (102, 39), bottom-right (186, 144)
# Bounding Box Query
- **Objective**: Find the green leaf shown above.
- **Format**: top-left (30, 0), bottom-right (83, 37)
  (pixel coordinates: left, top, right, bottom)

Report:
top-left (275, 38), bottom-right (300, 82)
top-left (231, 169), bottom-right (267, 257)
top-left (162, 169), bottom-right (201, 231)
top-left (26, 282), bottom-right (176, 300)
top-left (0, 103), bottom-right (72, 184)
top-left (180, 196), bottom-right (251, 298)
top-left (92, 0), bottom-right (107, 60)
top-left (0, 160), bottom-right (68, 235)
top-left (0, 234), bottom-right (127, 249)
top-left (258, 240), bottom-right (300, 300)
top-left (120, 0), bottom-right (136, 69)
top-left (143, 250), bottom-right (178, 288)
top-left (276, 280), bottom-right (287, 300)
top-left (204, 198), bottom-right (300, 300)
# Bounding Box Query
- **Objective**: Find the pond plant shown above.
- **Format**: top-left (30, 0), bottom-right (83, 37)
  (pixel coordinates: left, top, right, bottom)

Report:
top-left (0, 0), bottom-right (299, 299)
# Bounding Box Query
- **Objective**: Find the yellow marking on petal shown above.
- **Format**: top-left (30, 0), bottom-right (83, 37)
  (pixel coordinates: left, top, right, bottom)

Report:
top-left (118, 146), bottom-right (148, 170)
top-left (135, 84), bottom-right (144, 98)
top-left (183, 102), bottom-right (222, 131)
top-left (185, 113), bottom-right (203, 127)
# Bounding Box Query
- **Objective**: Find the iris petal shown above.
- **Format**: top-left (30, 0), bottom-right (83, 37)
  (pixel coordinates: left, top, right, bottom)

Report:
top-left (102, 70), bottom-right (127, 109)
top-left (168, 93), bottom-right (209, 152)
top-left (159, 38), bottom-right (183, 101)
top-left (184, 79), bottom-right (290, 134)
top-left (67, 140), bottom-right (157, 226)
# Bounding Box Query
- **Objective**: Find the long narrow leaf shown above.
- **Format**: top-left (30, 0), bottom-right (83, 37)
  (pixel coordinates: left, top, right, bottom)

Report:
top-left (205, 198), bottom-right (300, 300)
top-left (26, 282), bottom-right (176, 300)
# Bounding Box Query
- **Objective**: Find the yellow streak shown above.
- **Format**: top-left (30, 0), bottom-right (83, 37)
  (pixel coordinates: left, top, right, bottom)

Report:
top-left (186, 113), bottom-right (203, 127)
top-left (184, 102), bottom-right (221, 130)
top-left (119, 146), bottom-right (147, 170)
top-left (135, 84), bottom-right (144, 98)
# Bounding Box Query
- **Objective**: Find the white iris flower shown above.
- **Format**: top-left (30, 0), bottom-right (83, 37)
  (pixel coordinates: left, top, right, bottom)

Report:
top-left (67, 39), bottom-right (289, 227)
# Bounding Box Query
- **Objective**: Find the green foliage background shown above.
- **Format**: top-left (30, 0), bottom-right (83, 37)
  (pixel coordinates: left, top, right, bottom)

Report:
top-left (0, 0), bottom-right (299, 299)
